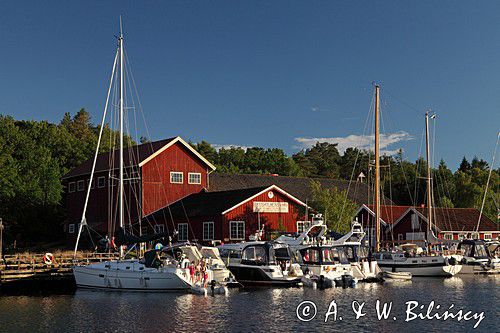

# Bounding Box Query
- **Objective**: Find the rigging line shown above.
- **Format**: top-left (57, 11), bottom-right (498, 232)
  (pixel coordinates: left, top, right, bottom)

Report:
top-left (338, 86), bottom-right (375, 226)
top-left (74, 48), bottom-right (119, 256)
top-left (476, 132), bottom-right (500, 232)
top-left (414, 128), bottom-right (425, 207)
top-left (125, 50), bottom-right (178, 235)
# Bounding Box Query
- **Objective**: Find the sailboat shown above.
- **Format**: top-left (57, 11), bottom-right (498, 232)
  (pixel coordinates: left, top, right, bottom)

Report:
top-left (370, 87), bottom-right (462, 277)
top-left (72, 21), bottom-right (233, 292)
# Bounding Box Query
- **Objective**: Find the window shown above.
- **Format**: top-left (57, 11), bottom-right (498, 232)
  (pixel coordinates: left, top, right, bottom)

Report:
top-left (170, 172), bottom-right (183, 184)
top-left (484, 233), bottom-right (492, 241)
top-left (300, 248), bottom-right (320, 264)
top-left (154, 224), bottom-right (165, 234)
top-left (230, 221), bottom-right (245, 240)
top-left (68, 224), bottom-right (75, 234)
top-left (242, 246), bottom-right (266, 263)
top-left (203, 222), bottom-right (214, 241)
top-left (178, 223), bottom-right (188, 241)
top-left (296, 221), bottom-right (311, 233)
top-left (471, 232), bottom-right (479, 239)
top-left (443, 233), bottom-right (453, 240)
top-left (188, 172), bottom-right (201, 184)
top-left (87, 179), bottom-right (95, 189)
top-left (77, 180), bottom-right (85, 191)
top-left (398, 234), bottom-right (404, 241)
top-left (68, 182), bottom-right (76, 193)
top-left (98, 177), bottom-right (106, 188)
top-left (458, 233), bottom-right (466, 240)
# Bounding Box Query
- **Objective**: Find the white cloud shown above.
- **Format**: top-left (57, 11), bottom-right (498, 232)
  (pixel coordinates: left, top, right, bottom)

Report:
top-left (294, 131), bottom-right (413, 155)
top-left (212, 144), bottom-right (251, 151)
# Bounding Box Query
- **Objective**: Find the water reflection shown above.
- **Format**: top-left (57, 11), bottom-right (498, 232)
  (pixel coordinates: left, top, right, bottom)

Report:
top-left (0, 277), bottom-right (498, 333)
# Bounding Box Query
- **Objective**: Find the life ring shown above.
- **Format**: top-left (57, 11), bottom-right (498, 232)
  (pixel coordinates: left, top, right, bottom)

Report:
top-left (43, 253), bottom-right (54, 265)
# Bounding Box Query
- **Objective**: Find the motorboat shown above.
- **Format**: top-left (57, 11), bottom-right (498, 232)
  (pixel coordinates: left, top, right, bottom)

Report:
top-left (218, 241), bottom-right (303, 286)
top-left (456, 239), bottom-right (499, 274)
top-left (277, 215), bottom-right (380, 282)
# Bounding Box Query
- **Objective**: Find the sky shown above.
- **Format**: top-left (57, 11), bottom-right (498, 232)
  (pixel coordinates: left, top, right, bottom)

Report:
top-left (1, 1), bottom-right (499, 169)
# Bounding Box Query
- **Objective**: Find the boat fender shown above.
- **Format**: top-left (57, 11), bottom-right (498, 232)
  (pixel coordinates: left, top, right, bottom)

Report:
top-left (461, 258), bottom-right (468, 265)
top-left (444, 257), bottom-right (449, 266)
top-left (43, 253), bottom-right (55, 265)
top-left (448, 257), bottom-right (457, 266)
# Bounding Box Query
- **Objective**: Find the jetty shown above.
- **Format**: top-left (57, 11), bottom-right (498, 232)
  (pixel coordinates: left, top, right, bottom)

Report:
top-left (0, 252), bottom-right (120, 286)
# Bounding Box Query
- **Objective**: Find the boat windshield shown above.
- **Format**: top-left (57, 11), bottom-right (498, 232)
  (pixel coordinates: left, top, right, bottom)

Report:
top-left (322, 248), bottom-right (349, 265)
top-left (241, 245), bottom-right (268, 265)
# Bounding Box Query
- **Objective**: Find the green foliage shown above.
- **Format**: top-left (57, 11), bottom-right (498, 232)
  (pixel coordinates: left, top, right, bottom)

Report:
top-left (309, 180), bottom-right (358, 233)
top-left (0, 110), bottom-right (134, 247)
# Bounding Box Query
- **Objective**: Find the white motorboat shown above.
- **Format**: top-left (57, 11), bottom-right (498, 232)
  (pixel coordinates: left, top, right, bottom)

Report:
top-left (456, 239), bottom-right (499, 275)
top-left (277, 215), bottom-right (380, 282)
top-left (218, 241), bottom-right (303, 286)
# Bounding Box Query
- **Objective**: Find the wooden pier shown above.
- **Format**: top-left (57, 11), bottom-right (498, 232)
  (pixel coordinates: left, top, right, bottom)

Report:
top-left (0, 252), bottom-right (120, 286)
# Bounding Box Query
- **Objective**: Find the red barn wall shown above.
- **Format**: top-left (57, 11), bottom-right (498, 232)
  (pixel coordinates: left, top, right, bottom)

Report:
top-left (141, 142), bottom-right (209, 216)
top-left (222, 189), bottom-right (306, 242)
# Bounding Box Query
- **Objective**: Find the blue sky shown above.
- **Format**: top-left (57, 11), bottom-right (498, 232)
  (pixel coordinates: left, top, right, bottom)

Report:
top-left (1, 1), bottom-right (499, 169)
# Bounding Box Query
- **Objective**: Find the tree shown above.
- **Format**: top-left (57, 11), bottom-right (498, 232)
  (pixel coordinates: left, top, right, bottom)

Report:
top-left (309, 180), bottom-right (358, 233)
top-left (459, 157), bottom-right (471, 172)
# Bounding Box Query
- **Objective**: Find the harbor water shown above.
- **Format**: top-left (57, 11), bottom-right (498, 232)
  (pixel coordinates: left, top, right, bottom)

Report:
top-left (0, 276), bottom-right (498, 332)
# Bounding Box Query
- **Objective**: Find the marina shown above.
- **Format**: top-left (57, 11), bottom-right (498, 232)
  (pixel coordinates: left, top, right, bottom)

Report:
top-left (1, 2), bottom-right (500, 332)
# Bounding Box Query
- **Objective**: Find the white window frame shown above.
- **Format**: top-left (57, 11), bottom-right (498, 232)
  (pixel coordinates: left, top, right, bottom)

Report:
top-left (483, 233), bottom-right (492, 241)
top-left (68, 182), bottom-right (76, 193)
top-left (98, 176), bottom-right (106, 188)
top-left (77, 180), bottom-right (85, 191)
top-left (203, 222), bottom-right (214, 241)
top-left (170, 171), bottom-right (184, 184)
top-left (154, 224), bottom-right (165, 234)
top-left (458, 233), bottom-right (466, 240)
top-left (443, 233), bottom-right (453, 240)
top-left (296, 221), bottom-right (311, 233)
top-left (471, 232), bottom-right (480, 239)
top-left (188, 172), bottom-right (202, 184)
top-left (229, 221), bottom-right (245, 240)
top-left (68, 224), bottom-right (75, 234)
top-left (178, 223), bottom-right (189, 241)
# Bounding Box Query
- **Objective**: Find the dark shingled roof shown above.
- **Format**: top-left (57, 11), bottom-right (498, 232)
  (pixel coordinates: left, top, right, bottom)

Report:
top-left (62, 138), bottom-right (176, 179)
top-left (413, 207), bottom-right (499, 232)
top-left (149, 187), bottom-right (269, 219)
top-left (209, 173), bottom-right (392, 206)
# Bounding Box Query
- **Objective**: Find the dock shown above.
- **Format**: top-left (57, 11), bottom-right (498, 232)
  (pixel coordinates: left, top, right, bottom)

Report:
top-left (0, 252), bottom-right (120, 286)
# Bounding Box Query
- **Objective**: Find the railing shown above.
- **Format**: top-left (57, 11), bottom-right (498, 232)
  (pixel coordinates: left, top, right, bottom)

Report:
top-left (0, 252), bottom-right (121, 283)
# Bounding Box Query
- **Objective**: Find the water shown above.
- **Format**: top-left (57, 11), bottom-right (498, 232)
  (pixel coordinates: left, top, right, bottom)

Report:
top-left (0, 276), bottom-right (498, 332)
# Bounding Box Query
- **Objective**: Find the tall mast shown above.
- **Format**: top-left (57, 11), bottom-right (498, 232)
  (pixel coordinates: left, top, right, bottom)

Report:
top-left (119, 17), bottom-right (124, 258)
top-left (374, 85), bottom-right (381, 252)
top-left (425, 110), bottom-right (433, 240)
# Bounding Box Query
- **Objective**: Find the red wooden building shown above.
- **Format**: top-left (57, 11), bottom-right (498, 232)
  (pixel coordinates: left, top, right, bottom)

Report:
top-left (62, 136), bottom-right (385, 245)
top-left (62, 136), bottom-right (216, 238)
top-left (356, 204), bottom-right (499, 246)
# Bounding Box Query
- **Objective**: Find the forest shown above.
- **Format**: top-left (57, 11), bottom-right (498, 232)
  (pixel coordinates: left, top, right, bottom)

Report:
top-left (0, 110), bottom-right (498, 247)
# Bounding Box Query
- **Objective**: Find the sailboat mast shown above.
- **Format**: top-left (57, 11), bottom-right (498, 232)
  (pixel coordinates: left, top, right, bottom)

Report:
top-left (425, 111), bottom-right (433, 238)
top-left (374, 85), bottom-right (381, 252)
top-left (119, 18), bottom-right (125, 258)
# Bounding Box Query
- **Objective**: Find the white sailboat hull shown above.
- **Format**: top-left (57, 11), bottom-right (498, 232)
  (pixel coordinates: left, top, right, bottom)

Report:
top-left (378, 257), bottom-right (462, 277)
top-left (73, 260), bottom-right (192, 291)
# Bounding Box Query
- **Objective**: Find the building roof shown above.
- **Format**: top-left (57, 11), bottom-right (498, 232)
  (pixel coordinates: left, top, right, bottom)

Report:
top-left (363, 205), bottom-right (413, 224)
top-left (148, 185), bottom-right (307, 219)
top-left (361, 205), bottom-right (500, 232)
top-left (412, 207), bottom-right (499, 232)
top-left (209, 173), bottom-right (391, 206)
top-left (63, 136), bottom-right (215, 179)
top-left (149, 186), bottom-right (268, 219)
